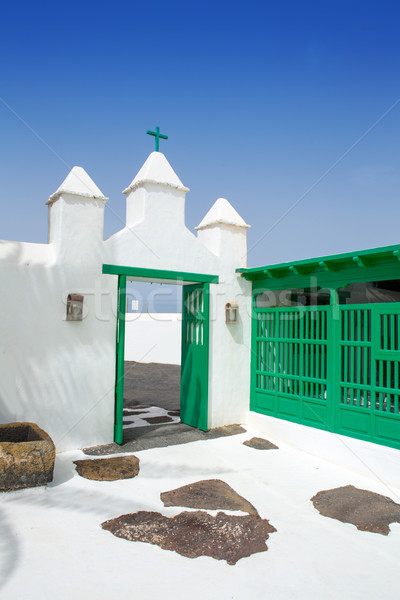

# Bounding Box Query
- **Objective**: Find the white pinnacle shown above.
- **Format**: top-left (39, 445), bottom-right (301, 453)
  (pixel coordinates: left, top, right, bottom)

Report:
top-left (123, 152), bottom-right (189, 194)
top-left (196, 197), bottom-right (250, 230)
top-left (47, 166), bottom-right (108, 204)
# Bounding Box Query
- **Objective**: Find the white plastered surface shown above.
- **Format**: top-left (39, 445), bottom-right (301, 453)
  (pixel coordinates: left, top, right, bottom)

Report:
top-left (1, 427), bottom-right (399, 600)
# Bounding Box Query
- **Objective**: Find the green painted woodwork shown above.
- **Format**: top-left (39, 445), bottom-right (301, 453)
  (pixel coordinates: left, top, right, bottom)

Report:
top-left (180, 283), bottom-right (210, 431)
top-left (114, 275), bottom-right (126, 444)
top-left (146, 126), bottom-right (168, 151)
top-left (246, 243), bottom-right (400, 450)
top-left (103, 264), bottom-right (218, 284)
top-left (238, 243), bottom-right (400, 289)
top-left (107, 267), bottom-right (216, 442)
top-left (251, 296), bottom-right (400, 451)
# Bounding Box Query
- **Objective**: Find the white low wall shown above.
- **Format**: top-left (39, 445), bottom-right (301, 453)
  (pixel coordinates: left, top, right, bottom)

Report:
top-left (247, 411), bottom-right (400, 490)
top-left (124, 313), bottom-right (181, 365)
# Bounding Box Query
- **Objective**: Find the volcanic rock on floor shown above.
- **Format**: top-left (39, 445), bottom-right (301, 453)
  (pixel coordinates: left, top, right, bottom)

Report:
top-left (102, 510), bottom-right (276, 564)
top-left (311, 484), bottom-right (400, 535)
top-left (161, 479), bottom-right (259, 515)
top-left (74, 455), bottom-right (140, 481)
top-left (243, 437), bottom-right (279, 450)
top-left (144, 416), bottom-right (174, 424)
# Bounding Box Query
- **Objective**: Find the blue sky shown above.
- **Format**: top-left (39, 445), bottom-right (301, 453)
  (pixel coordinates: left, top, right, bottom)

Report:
top-left (1, 0), bottom-right (400, 267)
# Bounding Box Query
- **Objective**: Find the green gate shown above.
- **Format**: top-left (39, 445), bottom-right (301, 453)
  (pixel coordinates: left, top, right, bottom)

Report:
top-left (253, 305), bottom-right (332, 431)
top-left (337, 304), bottom-right (400, 447)
top-left (180, 283), bottom-right (210, 431)
top-left (103, 265), bottom-right (218, 444)
top-left (252, 301), bottom-right (400, 450)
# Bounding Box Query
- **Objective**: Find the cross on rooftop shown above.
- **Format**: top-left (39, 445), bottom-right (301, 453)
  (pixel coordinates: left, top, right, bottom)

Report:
top-left (146, 126), bottom-right (168, 152)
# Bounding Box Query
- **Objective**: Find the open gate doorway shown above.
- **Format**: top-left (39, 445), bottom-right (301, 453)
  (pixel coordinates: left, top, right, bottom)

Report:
top-left (103, 265), bottom-right (218, 444)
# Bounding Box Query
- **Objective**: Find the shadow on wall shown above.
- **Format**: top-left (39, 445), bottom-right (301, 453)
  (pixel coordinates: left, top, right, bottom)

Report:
top-left (0, 394), bottom-right (17, 425)
top-left (0, 240), bottom-right (35, 261)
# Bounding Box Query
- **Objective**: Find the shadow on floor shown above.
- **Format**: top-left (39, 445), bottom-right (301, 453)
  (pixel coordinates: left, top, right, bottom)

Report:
top-left (82, 362), bottom-right (246, 455)
top-left (83, 424), bottom-right (247, 456)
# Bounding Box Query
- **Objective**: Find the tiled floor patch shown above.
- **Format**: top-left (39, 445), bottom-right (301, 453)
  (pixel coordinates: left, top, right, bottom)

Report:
top-left (102, 510), bottom-right (276, 565)
top-left (311, 485), bottom-right (400, 535)
top-left (161, 479), bottom-right (259, 515)
top-left (123, 406), bottom-right (180, 429)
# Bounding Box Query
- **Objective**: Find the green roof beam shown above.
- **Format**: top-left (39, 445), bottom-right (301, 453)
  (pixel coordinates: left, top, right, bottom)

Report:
top-left (236, 242), bottom-right (400, 280)
top-left (353, 256), bottom-right (367, 268)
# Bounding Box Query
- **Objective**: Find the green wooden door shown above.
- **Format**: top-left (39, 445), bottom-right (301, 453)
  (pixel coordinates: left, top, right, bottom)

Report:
top-left (180, 283), bottom-right (210, 431)
top-left (336, 303), bottom-right (400, 448)
top-left (251, 298), bottom-right (400, 450)
top-left (252, 305), bottom-right (331, 431)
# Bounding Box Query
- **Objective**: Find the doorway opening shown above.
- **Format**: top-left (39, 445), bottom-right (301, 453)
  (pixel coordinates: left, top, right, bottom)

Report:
top-left (103, 264), bottom-right (218, 445)
top-left (123, 281), bottom-right (182, 432)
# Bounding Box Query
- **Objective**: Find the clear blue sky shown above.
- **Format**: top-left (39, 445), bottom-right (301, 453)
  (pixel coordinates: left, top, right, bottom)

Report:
top-left (1, 0), bottom-right (400, 267)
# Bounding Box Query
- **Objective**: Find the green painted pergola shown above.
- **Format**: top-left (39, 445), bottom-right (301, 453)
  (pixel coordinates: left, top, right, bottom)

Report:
top-left (238, 242), bottom-right (400, 451)
top-left (237, 243), bottom-right (400, 291)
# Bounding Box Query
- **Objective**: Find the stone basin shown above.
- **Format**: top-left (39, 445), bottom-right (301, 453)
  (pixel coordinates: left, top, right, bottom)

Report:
top-left (0, 422), bottom-right (55, 491)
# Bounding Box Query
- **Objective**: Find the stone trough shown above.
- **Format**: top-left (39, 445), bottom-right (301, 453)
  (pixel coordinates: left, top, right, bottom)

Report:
top-left (0, 422), bottom-right (55, 491)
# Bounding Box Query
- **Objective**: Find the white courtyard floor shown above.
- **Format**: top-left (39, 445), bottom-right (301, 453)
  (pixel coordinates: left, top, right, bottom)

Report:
top-left (1, 425), bottom-right (399, 600)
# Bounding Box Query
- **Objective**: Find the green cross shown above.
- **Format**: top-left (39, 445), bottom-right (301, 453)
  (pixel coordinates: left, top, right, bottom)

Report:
top-left (146, 126), bottom-right (168, 152)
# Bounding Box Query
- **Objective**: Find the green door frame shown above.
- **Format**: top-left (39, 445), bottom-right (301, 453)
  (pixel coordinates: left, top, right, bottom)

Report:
top-left (103, 264), bottom-right (219, 444)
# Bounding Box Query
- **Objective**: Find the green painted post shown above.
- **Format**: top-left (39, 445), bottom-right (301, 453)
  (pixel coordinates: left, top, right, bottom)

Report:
top-left (250, 295), bottom-right (260, 411)
top-left (146, 126), bottom-right (168, 152)
top-left (330, 288), bottom-right (340, 431)
top-left (370, 305), bottom-right (380, 440)
top-left (115, 274), bottom-right (127, 444)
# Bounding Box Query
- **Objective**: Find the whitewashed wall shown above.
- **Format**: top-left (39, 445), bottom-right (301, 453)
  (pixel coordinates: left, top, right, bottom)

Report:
top-left (105, 155), bottom-right (252, 431)
top-left (125, 313), bottom-right (181, 365)
top-left (0, 153), bottom-right (252, 451)
top-left (0, 231), bottom-right (116, 453)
